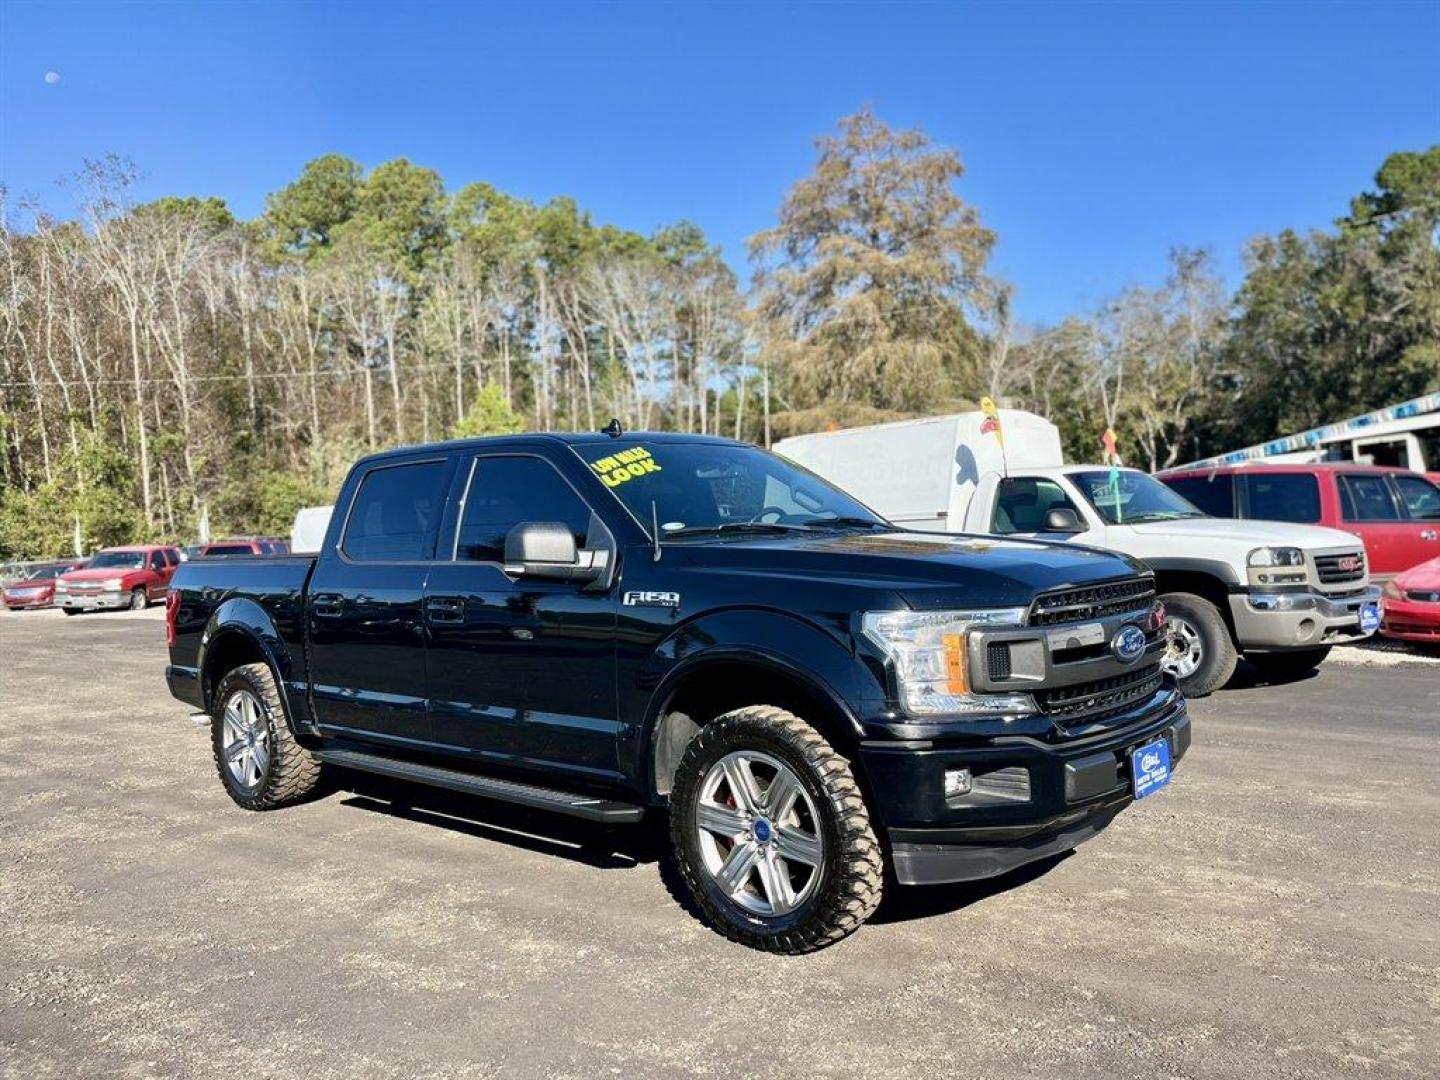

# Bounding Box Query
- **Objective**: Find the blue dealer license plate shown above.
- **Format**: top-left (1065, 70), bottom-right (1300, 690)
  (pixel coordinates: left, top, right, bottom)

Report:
top-left (1130, 738), bottom-right (1171, 800)
top-left (1360, 602), bottom-right (1380, 633)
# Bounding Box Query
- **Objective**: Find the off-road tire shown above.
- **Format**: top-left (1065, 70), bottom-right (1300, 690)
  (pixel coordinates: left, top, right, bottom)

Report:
top-left (1160, 591), bottom-right (1237, 698)
top-left (128, 587), bottom-right (147, 611)
top-left (1246, 646), bottom-right (1331, 682)
top-left (669, 705), bottom-right (883, 953)
top-left (211, 662), bottom-right (322, 810)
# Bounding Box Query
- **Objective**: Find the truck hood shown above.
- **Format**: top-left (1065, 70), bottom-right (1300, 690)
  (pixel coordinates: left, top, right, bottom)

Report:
top-left (61, 567), bottom-right (144, 583)
top-left (677, 529), bottom-right (1145, 610)
top-left (1117, 517), bottom-right (1360, 550)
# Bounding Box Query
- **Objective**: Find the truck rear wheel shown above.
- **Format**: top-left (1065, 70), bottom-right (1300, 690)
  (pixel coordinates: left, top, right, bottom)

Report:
top-left (1160, 591), bottom-right (1237, 697)
top-left (211, 662), bottom-right (322, 810)
top-left (669, 705), bottom-right (883, 953)
top-left (1247, 646), bottom-right (1331, 682)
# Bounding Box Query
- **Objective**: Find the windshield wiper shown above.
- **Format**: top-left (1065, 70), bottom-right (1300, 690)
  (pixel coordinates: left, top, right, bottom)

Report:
top-left (665, 522), bottom-right (811, 538)
top-left (809, 516), bottom-right (890, 530)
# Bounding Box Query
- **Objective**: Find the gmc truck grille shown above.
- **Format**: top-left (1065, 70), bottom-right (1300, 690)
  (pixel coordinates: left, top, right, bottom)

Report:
top-left (1029, 577), bottom-right (1156, 626)
top-left (1036, 663), bottom-right (1165, 723)
top-left (1315, 551), bottom-right (1366, 585)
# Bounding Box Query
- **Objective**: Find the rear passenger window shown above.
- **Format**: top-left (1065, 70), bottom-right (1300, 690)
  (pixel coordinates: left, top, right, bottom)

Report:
top-left (1391, 475), bottom-right (1440, 521)
top-left (1164, 475), bottom-right (1233, 517)
top-left (1338, 474), bottom-right (1401, 521)
top-left (455, 456), bottom-right (591, 563)
top-left (343, 460), bottom-right (451, 561)
top-left (1242, 473), bottom-right (1320, 523)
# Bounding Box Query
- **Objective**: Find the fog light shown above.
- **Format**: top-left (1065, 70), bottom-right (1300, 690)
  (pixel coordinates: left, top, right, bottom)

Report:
top-left (944, 768), bottom-right (972, 798)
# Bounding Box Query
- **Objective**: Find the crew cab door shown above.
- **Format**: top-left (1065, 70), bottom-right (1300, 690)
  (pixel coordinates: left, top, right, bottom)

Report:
top-left (306, 455), bottom-right (455, 743)
top-left (1336, 471), bottom-right (1430, 576)
top-left (422, 451), bottom-right (622, 784)
top-left (147, 548), bottom-right (177, 599)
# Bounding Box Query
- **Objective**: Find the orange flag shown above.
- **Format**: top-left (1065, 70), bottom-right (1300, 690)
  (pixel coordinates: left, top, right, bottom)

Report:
top-left (979, 397), bottom-right (1003, 445)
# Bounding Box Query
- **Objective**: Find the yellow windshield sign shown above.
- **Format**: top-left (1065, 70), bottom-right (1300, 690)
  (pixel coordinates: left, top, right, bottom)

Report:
top-left (590, 446), bottom-right (662, 487)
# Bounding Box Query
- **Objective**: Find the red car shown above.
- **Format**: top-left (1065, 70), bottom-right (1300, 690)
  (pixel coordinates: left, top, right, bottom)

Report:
top-left (1160, 463), bottom-right (1440, 577)
top-left (2, 560), bottom-right (87, 610)
top-left (1381, 556), bottom-right (1440, 644)
top-left (198, 537), bottom-right (289, 557)
top-left (56, 545), bottom-right (181, 614)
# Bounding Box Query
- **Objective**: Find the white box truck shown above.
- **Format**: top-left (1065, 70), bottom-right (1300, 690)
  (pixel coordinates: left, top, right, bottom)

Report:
top-left (776, 412), bottom-right (1379, 696)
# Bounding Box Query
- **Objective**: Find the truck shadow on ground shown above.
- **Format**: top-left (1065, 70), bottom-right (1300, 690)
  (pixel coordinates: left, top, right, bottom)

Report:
top-left (333, 770), bottom-right (1064, 930)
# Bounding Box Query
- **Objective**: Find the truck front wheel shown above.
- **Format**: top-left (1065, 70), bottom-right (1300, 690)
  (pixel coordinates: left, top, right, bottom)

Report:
top-left (211, 662), bottom-right (323, 810)
top-left (669, 705), bottom-right (883, 953)
top-left (1159, 592), bottom-right (1237, 697)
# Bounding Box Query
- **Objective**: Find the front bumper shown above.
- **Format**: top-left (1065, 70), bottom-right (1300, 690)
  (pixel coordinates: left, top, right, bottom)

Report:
top-left (862, 693), bottom-right (1190, 886)
top-left (59, 591), bottom-right (132, 611)
top-left (1229, 585), bottom-right (1380, 651)
top-left (1381, 597), bottom-right (1440, 642)
top-left (3, 591), bottom-right (53, 609)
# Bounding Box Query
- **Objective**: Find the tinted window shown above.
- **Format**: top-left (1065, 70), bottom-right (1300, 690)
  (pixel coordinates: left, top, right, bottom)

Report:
top-left (572, 440), bottom-right (880, 533)
top-left (342, 460), bottom-right (451, 561)
top-left (1242, 473), bottom-right (1321, 524)
top-left (992, 477), bottom-right (1079, 533)
top-left (456, 456), bottom-right (591, 563)
top-left (88, 550), bottom-right (146, 569)
top-left (1069, 470), bottom-right (1205, 525)
top-left (1392, 474), bottom-right (1440, 521)
top-left (1338, 474), bottom-right (1401, 521)
top-left (150, 551), bottom-right (166, 569)
top-left (204, 544), bottom-right (253, 556)
top-left (1164, 474), bottom-right (1233, 517)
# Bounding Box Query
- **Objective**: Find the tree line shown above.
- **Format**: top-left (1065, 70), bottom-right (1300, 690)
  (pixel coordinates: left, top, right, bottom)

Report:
top-left (1, 109), bottom-right (1436, 557)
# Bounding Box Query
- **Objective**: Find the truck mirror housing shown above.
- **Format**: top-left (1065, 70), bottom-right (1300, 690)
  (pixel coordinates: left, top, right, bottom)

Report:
top-left (503, 522), bottom-right (607, 582)
top-left (1043, 508), bottom-right (1084, 533)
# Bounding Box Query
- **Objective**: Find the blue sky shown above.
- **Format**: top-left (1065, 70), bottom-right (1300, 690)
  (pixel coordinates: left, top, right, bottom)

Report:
top-left (2, 0), bottom-right (1436, 324)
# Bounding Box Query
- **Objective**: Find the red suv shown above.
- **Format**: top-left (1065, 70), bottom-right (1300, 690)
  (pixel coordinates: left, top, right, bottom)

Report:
top-left (1160, 464), bottom-right (1440, 577)
top-left (56, 545), bottom-right (181, 614)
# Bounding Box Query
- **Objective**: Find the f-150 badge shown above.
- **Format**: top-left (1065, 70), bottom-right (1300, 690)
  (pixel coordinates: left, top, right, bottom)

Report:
top-left (624, 590), bottom-right (680, 608)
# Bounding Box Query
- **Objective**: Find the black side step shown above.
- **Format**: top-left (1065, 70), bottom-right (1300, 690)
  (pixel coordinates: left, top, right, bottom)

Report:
top-left (313, 749), bottom-right (645, 824)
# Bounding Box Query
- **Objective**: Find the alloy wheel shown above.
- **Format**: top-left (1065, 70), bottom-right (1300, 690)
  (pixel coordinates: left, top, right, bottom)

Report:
top-left (1163, 615), bottom-right (1204, 679)
top-left (221, 688), bottom-right (271, 791)
top-left (694, 750), bottom-right (824, 917)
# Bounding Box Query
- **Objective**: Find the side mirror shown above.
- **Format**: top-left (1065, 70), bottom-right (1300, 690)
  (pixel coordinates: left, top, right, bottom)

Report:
top-left (1043, 508), bottom-right (1084, 533)
top-left (503, 522), bottom-right (607, 582)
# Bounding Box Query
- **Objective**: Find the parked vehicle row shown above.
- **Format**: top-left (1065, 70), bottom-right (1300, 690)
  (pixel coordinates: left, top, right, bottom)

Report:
top-left (2, 560), bottom-right (87, 610)
top-left (775, 413), bottom-right (1408, 697)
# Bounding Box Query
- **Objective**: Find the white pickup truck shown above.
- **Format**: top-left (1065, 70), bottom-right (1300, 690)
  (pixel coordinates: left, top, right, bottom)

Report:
top-left (776, 413), bottom-right (1381, 695)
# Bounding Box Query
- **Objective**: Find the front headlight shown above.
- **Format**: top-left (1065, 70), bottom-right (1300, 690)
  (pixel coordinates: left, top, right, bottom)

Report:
top-left (54, 581), bottom-right (68, 592)
top-left (1248, 547), bottom-right (1305, 568)
top-left (1382, 580), bottom-right (1405, 601)
top-left (861, 608), bottom-right (1034, 716)
top-left (102, 578), bottom-right (124, 591)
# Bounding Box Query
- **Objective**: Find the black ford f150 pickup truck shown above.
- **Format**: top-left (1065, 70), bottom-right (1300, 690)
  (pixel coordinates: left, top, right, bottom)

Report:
top-left (165, 429), bottom-right (1190, 952)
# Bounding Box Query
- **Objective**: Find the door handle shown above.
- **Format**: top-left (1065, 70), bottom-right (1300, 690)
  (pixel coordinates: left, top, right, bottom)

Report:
top-left (1422, 529), bottom-right (1438, 541)
top-left (312, 593), bottom-right (345, 617)
top-left (425, 596), bottom-right (465, 623)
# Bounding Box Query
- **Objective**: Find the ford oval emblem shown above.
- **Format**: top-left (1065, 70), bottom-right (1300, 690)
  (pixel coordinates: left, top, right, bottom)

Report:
top-left (1111, 625), bottom-right (1147, 664)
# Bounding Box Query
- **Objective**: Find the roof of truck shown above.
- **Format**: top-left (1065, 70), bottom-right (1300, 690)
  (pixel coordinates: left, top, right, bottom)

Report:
top-left (356, 429), bottom-right (745, 467)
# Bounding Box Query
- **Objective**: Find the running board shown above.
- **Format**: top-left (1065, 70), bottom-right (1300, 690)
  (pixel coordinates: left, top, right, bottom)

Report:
top-left (312, 749), bottom-right (645, 823)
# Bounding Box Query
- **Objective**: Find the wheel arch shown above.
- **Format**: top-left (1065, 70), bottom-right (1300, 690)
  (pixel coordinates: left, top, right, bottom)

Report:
top-left (1146, 559), bottom-right (1241, 645)
top-left (643, 650), bottom-right (865, 802)
top-left (198, 598), bottom-right (309, 740)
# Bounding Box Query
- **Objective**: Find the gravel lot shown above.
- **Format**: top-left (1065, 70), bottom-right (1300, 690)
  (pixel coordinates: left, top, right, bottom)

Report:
top-left (2, 607), bottom-right (1437, 1079)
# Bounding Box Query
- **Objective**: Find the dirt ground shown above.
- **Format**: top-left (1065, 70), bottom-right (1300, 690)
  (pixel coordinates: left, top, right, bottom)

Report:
top-left (2, 606), bottom-right (1437, 1079)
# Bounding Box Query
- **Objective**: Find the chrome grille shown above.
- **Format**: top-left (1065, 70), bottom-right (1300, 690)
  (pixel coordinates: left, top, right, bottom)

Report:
top-left (1315, 551), bottom-right (1366, 585)
top-left (1035, 663), bottom-right (1165, 723)
top-left (1030, 577), bottom-right (1156, 626)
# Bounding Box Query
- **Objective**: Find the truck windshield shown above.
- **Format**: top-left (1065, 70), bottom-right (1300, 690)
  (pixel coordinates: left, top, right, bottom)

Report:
top-left (87, 550), bottom-right (147, 569)
top-left (572, 440), bottom-right (885, 536)
top-left (1071, 470), bottom-right (1206, 525)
